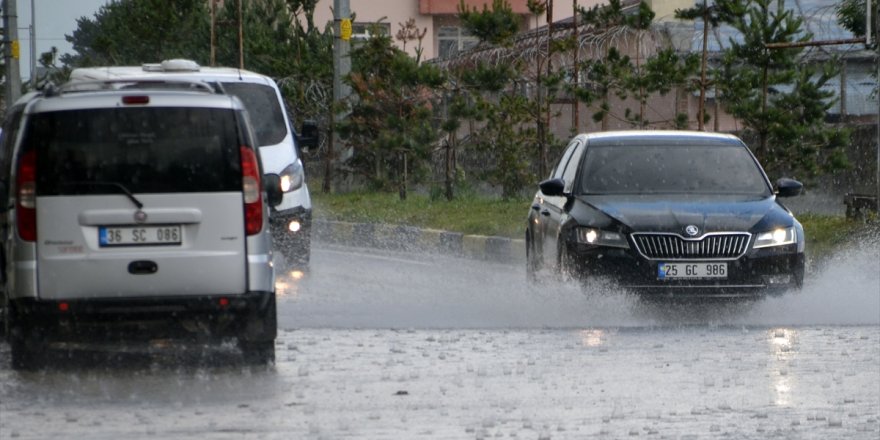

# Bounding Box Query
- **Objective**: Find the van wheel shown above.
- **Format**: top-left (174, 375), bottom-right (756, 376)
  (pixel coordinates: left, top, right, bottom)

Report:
top-left (240, 339), bottom-right (275, 365)
top-left (239, 294), bottom-right (276, 365)
top-left (9, 317), bottom-right (43, 371)
top-left (10, 338), bottom-right (41, 370)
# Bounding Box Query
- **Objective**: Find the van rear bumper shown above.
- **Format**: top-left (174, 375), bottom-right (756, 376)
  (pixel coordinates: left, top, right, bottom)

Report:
top-left (7, 291), bottom-right (276, 343)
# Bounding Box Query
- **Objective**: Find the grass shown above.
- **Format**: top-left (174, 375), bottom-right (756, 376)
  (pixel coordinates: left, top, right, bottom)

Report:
top-left (798, 213), bottom-right (867, 258)
top-left (312, 190), bottom-right (871, 255)
top-left (311, 190), bottom-right (531, 238)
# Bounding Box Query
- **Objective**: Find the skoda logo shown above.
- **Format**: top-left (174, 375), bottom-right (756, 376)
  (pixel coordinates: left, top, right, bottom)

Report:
top-left (684, 225), bottom-right (700, 237)
top-left (134, 210), bottom-right (148, 224)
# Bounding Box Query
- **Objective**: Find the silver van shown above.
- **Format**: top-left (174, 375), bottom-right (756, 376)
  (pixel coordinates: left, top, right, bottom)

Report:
top-left (1, 79), bottom-right (283, 369)
top-left (70, 60), bottom-right (317, 268)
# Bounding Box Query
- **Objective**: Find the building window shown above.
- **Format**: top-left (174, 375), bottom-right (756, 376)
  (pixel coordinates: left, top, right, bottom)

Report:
top-left (351, 22), bottom-right (391, 42)
top-left (437, 26), bottom-right (479, 58)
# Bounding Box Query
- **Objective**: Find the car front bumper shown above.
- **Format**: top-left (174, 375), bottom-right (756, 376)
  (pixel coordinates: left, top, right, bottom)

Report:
top-left (563, 242), bottom-right (804, 296)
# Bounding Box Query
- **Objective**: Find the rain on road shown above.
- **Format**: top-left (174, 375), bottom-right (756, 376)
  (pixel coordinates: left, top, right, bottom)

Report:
top-left (1, 235), bottom-right (878, 439)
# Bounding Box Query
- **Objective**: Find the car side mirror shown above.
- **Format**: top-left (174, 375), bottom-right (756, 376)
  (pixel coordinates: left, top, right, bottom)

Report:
top-left (297, 120), bottom-right (319, 151)
top-left (775, 178), bottom-right (803, 198)
top-left (263, 174), bottom-right (284, 207)
top-left (539, 178), bottom-right (566, 197)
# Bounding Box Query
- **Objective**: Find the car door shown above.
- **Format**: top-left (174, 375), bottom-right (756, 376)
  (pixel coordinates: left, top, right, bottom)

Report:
top-left (540, 139), bottom-right (584, 265)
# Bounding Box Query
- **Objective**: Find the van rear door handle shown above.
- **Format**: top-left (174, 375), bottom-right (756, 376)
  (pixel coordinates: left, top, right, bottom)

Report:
top-left (540, 209), bottom-right (551, 216)
top-left (128, 260), bottom-right (158, 275)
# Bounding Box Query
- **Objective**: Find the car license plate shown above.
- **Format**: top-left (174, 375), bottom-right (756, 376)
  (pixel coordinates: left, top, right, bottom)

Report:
top-left (99, 225), bottom-right (182, 247)
top-left (657, 262), bottom-right (727, 279)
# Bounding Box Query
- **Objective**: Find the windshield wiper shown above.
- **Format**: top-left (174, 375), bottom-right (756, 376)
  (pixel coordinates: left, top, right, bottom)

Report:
top-left (62, 181), bottom-right (144, 209)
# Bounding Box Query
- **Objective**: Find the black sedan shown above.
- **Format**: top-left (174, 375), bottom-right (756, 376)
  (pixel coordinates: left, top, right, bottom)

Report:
top-left (526, 131), bottom-right (805, 297)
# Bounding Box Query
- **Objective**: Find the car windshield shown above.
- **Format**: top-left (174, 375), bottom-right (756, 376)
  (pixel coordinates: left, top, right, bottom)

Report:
top-left (579, 143), bottom-right (772, 196)
top-left (221, 82), bottom-right (287, 146)
top-left (28, 107), bottom-right (243, 195)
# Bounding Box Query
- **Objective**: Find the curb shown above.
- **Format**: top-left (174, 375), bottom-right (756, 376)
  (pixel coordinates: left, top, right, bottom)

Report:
top-left (313, 220), bottom-right (526, 264)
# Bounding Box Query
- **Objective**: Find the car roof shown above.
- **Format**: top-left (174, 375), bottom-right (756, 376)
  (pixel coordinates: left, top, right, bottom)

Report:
top-left (579, 130), bottom-right (744, 147)
top-left (71, 64), bottom-right (276, 87)
top-left (26, 81), bottom-right (245, 114)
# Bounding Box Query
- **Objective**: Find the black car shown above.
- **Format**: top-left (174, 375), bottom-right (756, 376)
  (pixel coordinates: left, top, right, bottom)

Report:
top-left (526, 131), bottom-right (805, 297)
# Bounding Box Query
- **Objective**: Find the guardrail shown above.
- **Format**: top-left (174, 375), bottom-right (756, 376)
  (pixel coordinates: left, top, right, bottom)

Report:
top-left (844, 193), bottom-right (878, 219)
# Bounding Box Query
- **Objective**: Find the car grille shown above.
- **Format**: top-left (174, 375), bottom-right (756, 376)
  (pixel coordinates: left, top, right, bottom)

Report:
top-left (631, 233), bottom-right (751, 260)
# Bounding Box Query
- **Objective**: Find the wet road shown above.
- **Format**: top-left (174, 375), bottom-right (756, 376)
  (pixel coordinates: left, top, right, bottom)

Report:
top-left (1, 240), bottom-right (878, 439)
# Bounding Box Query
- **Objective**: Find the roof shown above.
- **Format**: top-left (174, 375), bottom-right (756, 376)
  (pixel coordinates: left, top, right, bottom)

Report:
top-left (27, 82), bottom-right (243, 114)
top-left (70, 61), bottom-right (276, 87)
top-left (580, 130), bottom-right (743, 146)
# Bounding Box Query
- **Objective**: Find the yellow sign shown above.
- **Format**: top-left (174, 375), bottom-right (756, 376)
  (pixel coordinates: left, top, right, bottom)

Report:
top-left (340, 19), bottom-right (352, 41)
top-left (11, 40), bottom-right (19, 59)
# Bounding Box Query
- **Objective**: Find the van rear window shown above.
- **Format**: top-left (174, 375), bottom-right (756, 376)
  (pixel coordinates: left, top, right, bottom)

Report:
top-left (28, 107), bottom-right (243, 196)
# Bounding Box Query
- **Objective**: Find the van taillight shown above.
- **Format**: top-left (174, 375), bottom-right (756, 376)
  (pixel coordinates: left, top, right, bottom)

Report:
top-left (240, 146), bottom-right (263, 235)
top-left (16, 150), bottom-right (37, 241)
top-left (122, 95), bottom-right (150, 105)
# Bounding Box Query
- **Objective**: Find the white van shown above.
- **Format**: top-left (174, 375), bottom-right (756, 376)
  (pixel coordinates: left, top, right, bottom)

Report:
top-left (2, 79), bottom-right (283, 368)
top-left (70, 60), bottom-right (316, 267)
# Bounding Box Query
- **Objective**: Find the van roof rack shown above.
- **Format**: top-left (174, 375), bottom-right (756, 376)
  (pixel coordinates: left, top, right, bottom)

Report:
top-left (47, 79), bottom-right (220, 97)
top-left (142, 59), bottom-right (201, 72)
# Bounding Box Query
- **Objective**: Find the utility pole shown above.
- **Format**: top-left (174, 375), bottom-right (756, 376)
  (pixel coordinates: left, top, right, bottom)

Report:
top-left (3, 0), bottom-right (22, 106)
top-left (28, 0), bottom-right (34, 88)
top-left (572, 0), bottom-right (579, 134)
top-left (324, 0), bottom-right (351, 193)
top-left (237, 0), bottom-right (243, 69)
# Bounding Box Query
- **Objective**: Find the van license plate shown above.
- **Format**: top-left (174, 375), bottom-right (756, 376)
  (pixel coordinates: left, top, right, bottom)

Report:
top-left (99, 226), bottom-right (182, 247)
top-left (658, 262), bottom-right (727, 279)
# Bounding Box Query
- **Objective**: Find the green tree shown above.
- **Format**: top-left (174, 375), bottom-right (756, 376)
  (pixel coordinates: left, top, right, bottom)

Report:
top-left (719, 0), bottom-right (849, 176)
top-left (460, 62), bottom-right (536, 199)
top-left (836, 0), bottom-right (878, 44)
top-left (456, 0), bottom-right (541, 197)
top-left (339, 32), bottom-right (445, 200)
top-left (457, 0), bottom-right (521, 46)
top-left (836, 0), bottom-right (879, 95)
top-left (574, 1), bottom-right (696, 129)
top-left (62, 0), bottom-right (334, 157)
top-left (675, 1), bottom-right (745, 130)
top-left (61, 0), bottom-right (211, 66)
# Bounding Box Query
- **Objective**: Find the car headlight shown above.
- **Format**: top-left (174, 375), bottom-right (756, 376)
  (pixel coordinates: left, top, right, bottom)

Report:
top-left (279, 160), bottom-right (304, 193)
top-left (753, 227), bottom-right (796, 249)
top-left (575, 227), bottom-right (629, 249)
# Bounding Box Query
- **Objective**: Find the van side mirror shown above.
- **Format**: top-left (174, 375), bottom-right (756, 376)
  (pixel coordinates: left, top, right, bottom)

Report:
top-left (775, 178), bottom-right (803, 198)
top-left (263, 174), bottom-right (284, 207)
top-left (297, 120), bottom-right (319, 151)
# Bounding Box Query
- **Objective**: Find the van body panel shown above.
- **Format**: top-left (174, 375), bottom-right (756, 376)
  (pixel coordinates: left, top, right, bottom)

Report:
top-left (36, 193), bottom-right (247, 300)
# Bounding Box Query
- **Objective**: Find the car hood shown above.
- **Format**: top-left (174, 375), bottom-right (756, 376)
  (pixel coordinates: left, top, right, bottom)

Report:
top-left (578, 194), bottom-right (790, 234)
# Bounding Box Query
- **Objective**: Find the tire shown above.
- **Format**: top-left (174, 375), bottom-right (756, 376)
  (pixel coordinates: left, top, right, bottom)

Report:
top-left (8, 310), bottom-right (43, 371)
top-left (526, 232), bottom-right (540, 284)
top-left (238, 294), bottom-right (277, 365)
top-left (240, 339), bottom-right (275, 365)
top-left (274, 227), bottom-right (311, 270)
